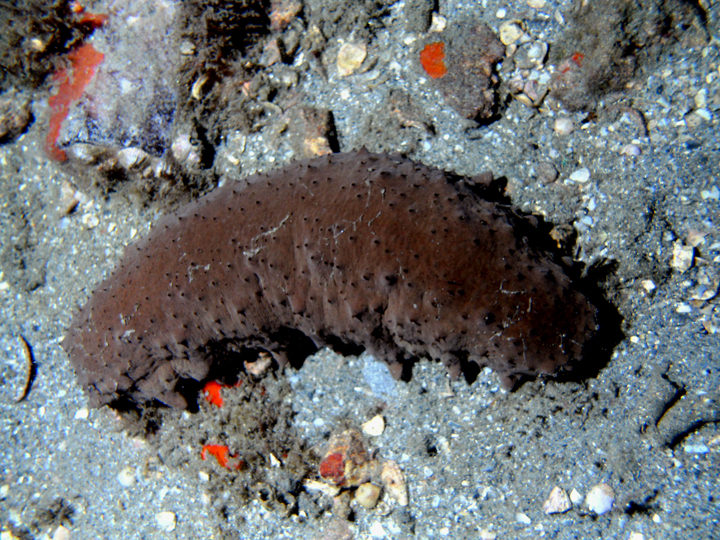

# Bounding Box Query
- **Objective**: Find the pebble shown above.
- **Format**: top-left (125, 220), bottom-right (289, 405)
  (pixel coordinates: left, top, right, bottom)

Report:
top-left (585, 483), bottom-right (615, 514)
top-left (700, 186), bottom-right (719, 200)
top-left (515, 512), bottom-right (531, 524)
top-left (355, 482), bottom-right (382, 509)
top-left (337, 41), bottom-right (367, 77)
top-left (429, 13), bottom-right (447, 33)
top-left (155, 511), bottom-right (177, 532)
top-left (536, 161), bottom-right (559, 183)
top-left (369, 521), bottom-right (386, 538)
top-left (74, 408), bottom-right (89, 420)
top-left (117, 467), bottom-right (136, 487)
top-left (683, 443), bottom-right (709, 454)
top-left (569, 488), bottom-right (583, 505)
top-left (362, 415), bottom-right (385, 437)
top-left (543, 485), bottom-right (572, 514)
top-left (81, 213), bottom-right (100, 230)
top-left (52, 526), bottom-right (70, 540)
top-left (569, 167), bottom-right (591, 183)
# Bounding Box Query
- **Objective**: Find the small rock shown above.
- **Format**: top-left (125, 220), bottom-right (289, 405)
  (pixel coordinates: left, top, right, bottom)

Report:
top-left (569, 167), bottom-right (591, 183)
top-left (81, 213), bottom-right (100, 230)
top-left (543, 485), bottom-right (572, 514)
top-left (554, 117), bottom-right (574, 135)
top-left (671, 242), bottom-right (694, 273)
top-left (0, 93), bottom-right (32, 144)
top-left (499, 21), bottom-right (525, 46)
top-left (537, 162), bottom-right (558, 184)
top-left (585, 483), bottom-right (615, 515)
top-left (74, 408), bottom-right (89, 420)
top-left (429, 13), bottom-right (447, 33)
top-left (337, 42), bottom-right (367, 77)
top-left (569, 488), bottom-right (583, 505)
top-left (527, 0), bottom-right (546, 7)
top-left (155, 511), bottom-right (176, 532)
top-left (355, 482), bottom-right (382, 509)
top-left (362, 415), bottom-right (385, 437)
top-left (516, 511), bottom-right (532, 524)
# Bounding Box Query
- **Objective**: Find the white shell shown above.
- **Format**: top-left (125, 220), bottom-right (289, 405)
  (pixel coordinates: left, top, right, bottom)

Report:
top-left (543, 486), bottom-right (572, 514)
top-left (585, 483), bottom-right (615, 515)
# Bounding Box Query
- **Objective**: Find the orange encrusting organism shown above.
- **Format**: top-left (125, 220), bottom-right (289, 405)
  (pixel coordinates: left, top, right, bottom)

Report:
top-left (46, 42), bottom-right (104, 161)
top-left (201, 444), bottom-right (243, 470)
top-left (420, 42), bottom-right (448, 79)
top-left (202, 380), bottom-right (224, 407)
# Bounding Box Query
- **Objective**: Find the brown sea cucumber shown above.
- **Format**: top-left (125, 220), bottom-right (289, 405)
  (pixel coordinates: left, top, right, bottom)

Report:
top-left (62, 150), bottom-right (597, 408)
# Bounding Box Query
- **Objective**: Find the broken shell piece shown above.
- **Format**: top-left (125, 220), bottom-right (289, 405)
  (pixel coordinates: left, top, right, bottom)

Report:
top-left (689, 267), bottom-right (719, 301)
top-left (304, 479), bottom-right (341, 498)
top-left (319, 429), bottom-right (371, 487)
top-left (191, 74), bottom-right (209, 100)
top-left (59, 181), bottom-right (81, 215)
top-left (380, 460), bottom-right (408, 506)
top-left (671, 241), bottom-right (694, 273)
top-left (543, 486), bottom-right (572, 514)
top-left (361, 415), bottom-right (385, 437)
top-left (355, 482), bottom-right (382, 509)
top-left (585, 483), bottom-right (615, 515)
top-left (244, 351), bottom-right (273, 376)
top-left (15, 335), bottom-right (35, 403)
top-left (337, 42), bottom-right (367, 77)
top-left (117, 147), bottom-right (148, 169)
top-left (65, 142), bottom-right (109, 165)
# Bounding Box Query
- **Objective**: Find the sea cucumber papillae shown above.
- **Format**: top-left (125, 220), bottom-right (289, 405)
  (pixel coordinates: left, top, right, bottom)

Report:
top-left (63, 151), bottom-right (597, 408)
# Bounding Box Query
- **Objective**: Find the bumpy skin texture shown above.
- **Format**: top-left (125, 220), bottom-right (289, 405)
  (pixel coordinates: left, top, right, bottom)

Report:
top-left (63, 151), bottom-right (597, 408)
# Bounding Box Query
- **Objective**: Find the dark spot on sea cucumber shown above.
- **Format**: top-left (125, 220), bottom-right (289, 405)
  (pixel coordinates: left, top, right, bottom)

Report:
top-left (62, 150), bottom-right (599, 409)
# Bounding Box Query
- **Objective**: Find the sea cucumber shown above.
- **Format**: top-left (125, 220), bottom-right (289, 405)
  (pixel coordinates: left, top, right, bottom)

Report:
top-left (62, 150), bottom-right (597, 409)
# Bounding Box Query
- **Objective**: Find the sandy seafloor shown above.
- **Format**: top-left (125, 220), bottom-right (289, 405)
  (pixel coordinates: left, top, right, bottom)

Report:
top-left (1, 0), bottom-right (719, 538)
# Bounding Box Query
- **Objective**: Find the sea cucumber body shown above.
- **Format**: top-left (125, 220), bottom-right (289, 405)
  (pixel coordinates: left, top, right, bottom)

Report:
top-left (63, 151), bottom-right (597, 408)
